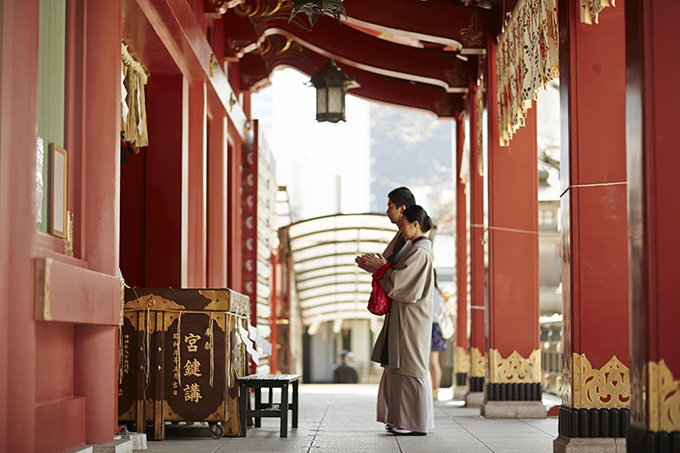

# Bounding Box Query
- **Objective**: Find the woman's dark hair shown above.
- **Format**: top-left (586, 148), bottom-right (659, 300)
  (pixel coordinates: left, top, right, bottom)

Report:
top-left (388, 187), bottom-right (416, 209)
top-left (402, 205), bottom-right (433, 232)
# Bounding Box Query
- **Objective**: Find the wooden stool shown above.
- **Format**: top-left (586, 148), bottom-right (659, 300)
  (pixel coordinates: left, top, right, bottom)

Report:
top-left (237, 374), bottom-right (301, 437)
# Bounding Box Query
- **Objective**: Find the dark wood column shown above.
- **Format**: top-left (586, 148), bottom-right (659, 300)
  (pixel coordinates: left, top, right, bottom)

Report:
top-left (483, 40), bottom-right (544, 419)
top-left (625, 0), bottom-right (680, 451)
top-left (554, 1), bottom-right (631, 449)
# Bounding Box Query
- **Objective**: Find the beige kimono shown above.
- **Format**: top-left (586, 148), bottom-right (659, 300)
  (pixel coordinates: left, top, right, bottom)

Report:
top-left (371, 237), bottom-right (435, 433)
top-left (383, 231), bottom-right (411, 265)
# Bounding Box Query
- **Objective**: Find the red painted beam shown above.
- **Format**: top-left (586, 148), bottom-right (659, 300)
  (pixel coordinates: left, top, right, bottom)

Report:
top-left (226, 12), bottom-right (471, 93)
top-left (35, 258), bottom-right (124, 325)
top-left (128, 0), bottom-right (248, 139)
top-left (343, 0), bottom-right (489, 51)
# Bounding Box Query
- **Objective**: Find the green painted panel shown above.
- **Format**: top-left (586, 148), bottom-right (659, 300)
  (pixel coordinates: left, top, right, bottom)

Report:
top-left (37, 0), bottom-right (66, 231)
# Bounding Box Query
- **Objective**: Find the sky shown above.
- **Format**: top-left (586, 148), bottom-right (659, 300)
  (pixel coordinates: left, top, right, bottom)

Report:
top-left (251, 68), bottom-right (371, 221)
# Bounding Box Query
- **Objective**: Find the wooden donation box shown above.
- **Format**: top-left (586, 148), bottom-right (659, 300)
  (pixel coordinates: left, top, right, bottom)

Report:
top-left (118, 288), bottom-right (250, 440)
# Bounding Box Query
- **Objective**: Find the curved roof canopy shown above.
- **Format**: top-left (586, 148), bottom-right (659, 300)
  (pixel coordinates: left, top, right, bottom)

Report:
top-left (283, 213), bottom-right (397, 331)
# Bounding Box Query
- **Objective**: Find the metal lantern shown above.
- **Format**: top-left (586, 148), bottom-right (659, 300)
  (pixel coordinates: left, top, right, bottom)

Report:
top-left (309, 59), bottom-right (359, 123)
top-left (288, 0), bottom-right (346, 27)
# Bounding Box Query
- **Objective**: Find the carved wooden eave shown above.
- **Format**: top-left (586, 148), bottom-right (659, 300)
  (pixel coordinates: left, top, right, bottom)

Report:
top-left (243, 15), bottom-right (473, 93)
top-left (239, 35), bottom-right (464, 117)
top-left (342, 0), bottom-right (489, 53)
top-left (223, 0), bottom-right (499, 117)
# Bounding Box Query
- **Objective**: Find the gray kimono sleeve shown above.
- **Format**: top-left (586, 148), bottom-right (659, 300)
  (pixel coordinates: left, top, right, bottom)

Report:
top-left (380, 248), bottom-right (428, 304)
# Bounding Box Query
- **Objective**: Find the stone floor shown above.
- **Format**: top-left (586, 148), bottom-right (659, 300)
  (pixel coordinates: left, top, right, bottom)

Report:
top-left (137, 384), bottom-right (559, 453)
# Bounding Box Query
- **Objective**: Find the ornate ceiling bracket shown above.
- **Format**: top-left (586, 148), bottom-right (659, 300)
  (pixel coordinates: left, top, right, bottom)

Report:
top-left (239, 34), bottom-right (313, 91)
top-left (253, 34), bottom-right (310, 71)
top-left (235, 0), bottom-right (312, 31)
top-left (435, 94), bottom-right (462, 118)
top-left (445, 59), bottom-right (468, 88)
top-left (204, 0), bottom-right (243, 16)
top-left (234, 0), bottom-right (289, 21)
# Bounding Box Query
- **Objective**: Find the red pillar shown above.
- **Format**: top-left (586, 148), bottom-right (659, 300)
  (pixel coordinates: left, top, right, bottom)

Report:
top-left (75, 0), bottom-right (122, 443)
top-left (466, 81), bottom-right (486, 405)
top-left (555, 1), bottom-right (630, 448)
top-left (0, 1), bottom-right (39, 451)
top-left (227, 138), bottom-right (243, 292)
top-left (482, 41), bottom-right (544, 419)
top-left (187, 80), bottom-right (207, 288)
top-left (207, 114), bottom-right (228, 287)
top-left (454, 114), bottom-right (470, 398)
top-left (625, 0), bottom-right (680, 450)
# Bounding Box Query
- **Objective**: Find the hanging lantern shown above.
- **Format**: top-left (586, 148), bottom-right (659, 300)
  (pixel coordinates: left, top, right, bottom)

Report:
top-left (289, 0), bottom-right (346, 27)
top-left (309, 59), bottom-right (359, 123)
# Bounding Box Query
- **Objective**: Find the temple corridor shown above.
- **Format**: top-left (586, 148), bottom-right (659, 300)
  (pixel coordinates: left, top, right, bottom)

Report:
top-left (140, 384), bottom-right (561, 453)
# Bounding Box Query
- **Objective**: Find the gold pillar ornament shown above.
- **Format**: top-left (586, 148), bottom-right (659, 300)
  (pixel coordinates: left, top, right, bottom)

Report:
top-left (454, 346), bottom-right (470, 374)
top-left (63, 210), bottom-right (74, 256)
top-left (488, 349), bottom-right (541, 384)
top-left (571, 354), bottom-right (630, 409)
top-left (648, 359), bottom-right (680, 432)
top-left (470, 347), bottom-right (485, 377)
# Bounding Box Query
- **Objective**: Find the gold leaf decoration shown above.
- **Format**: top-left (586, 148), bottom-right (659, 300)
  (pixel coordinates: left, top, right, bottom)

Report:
top-left (124, 293), bottom-right (186, 311)
top-left (470, 347), bottom-right (485, 377)
top-left (489, 349), bottom-right (541, 384)
top-left (460, 13), bottom-right (483, 47)
top-left (199, 290), bottom-right (231, 311)
top-left (648, 359), bottom-right (680, 432)
top-left (455, 346), bottom-right (470, 374)
top-left (572, 354), bottom-right (630, 409)
top-left (235, 0), bottom-right (288, 20)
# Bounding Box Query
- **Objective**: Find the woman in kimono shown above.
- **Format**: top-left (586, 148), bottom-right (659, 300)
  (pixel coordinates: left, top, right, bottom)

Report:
top-left (368, 204), bottom-right (435, 435)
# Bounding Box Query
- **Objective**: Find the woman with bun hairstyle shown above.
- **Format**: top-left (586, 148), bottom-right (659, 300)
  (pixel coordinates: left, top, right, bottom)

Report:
top-left (365, 204), bottom-right (435, 435)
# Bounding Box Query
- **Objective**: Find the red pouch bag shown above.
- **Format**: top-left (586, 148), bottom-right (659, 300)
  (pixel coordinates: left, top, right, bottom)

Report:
top-left (368, 263), bottom-right (392, 316)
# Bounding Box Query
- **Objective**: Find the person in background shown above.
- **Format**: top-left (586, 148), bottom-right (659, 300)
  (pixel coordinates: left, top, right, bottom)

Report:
top-left (430, 271), bottom-right (446, 400)
top-left (356, 187), bottom-right (416, 272)
top-left (333, 350), bottom-right (359, 383)
top-left (364, 205), bottom-right (436, 436)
